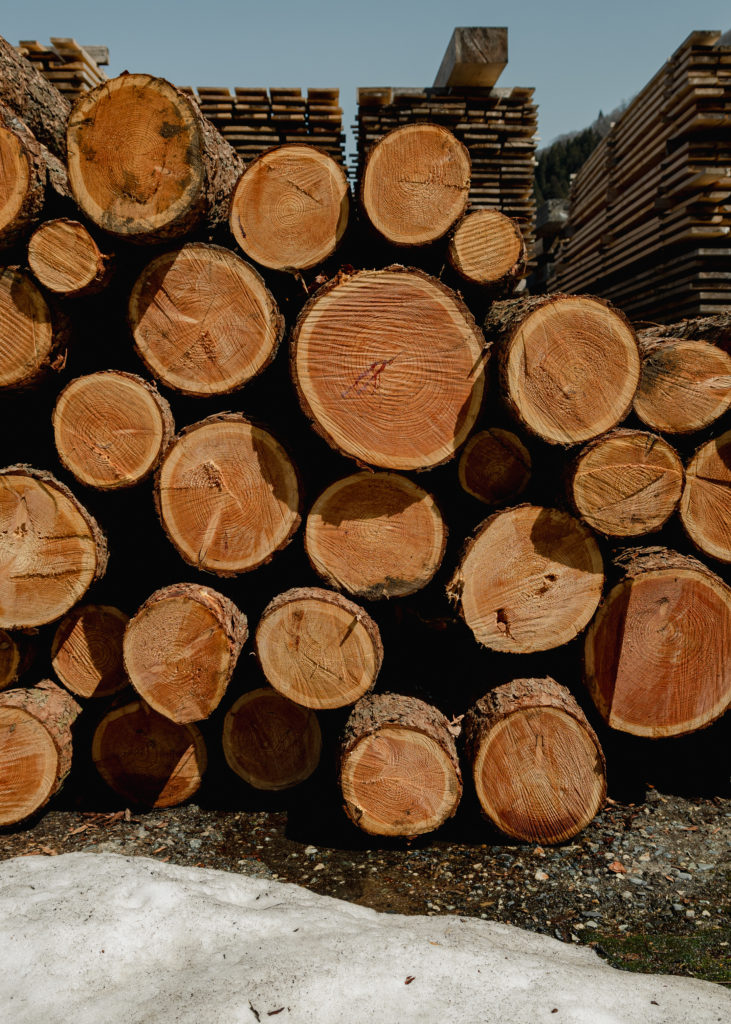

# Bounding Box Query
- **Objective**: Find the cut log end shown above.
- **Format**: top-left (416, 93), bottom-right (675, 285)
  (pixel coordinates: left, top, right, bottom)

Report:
top-left (0, 629), bottom-right (23, 691)
top-left (129, 244), bottom-right (283, 396)
top-left (680, 430), bottom-right (731, 564)
top-left (0, 267), bottom-right (56, 389)
top-left (255, 588), bottom-right (382, 709)
top-left (448, 209), bottom-right (525, 290)
top-left (51, 604), bottom-right (129, 699)
top-left (92, 701), bottom-right (207, 807)
top-left (634, 336), bottom-right (731, 434)
top-left (570, 429), bottom-right (683, 537)
top-left (222, 688), bottom-right (322, 791)
top-left (305, 472), bottom-right (446, 599)
top-left (458, 428), bottom-right (531, 505)
top-left (230, 144), bottom-right (349, 272)
top-left (361, 123), bottom-right (470, 246)
top-left (27, 219), bottom-right (112, 296)
top-left (0, 125), bottom-right (32, 243)
top-left (54, 372), bottom-right (174, 491)
top-left (156, 414), bottom-right (300, 576)
top-left (451, 505), bottom-right (604, 654)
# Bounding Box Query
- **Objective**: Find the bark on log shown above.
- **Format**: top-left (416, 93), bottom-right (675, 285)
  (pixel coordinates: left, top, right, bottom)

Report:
top-left (27, 218), bottom-right (113, 296)
top-left (67, 73), bottom-right (243, 243)
top-left (292, 266), bottom-right (486, 470)
top-left (51, 604), bottom-right (129, 699)
top-left (222, 687), bottom-right (322, 791)
top-left (0, 680), bottom-right (80, 826)
top-left (305, 472), bottom-right (446, 599)
top-left (123, 583), bottom-right (248, 724)
top-left (447, 209), bottom-right (526, 293)
top-left (361, 123), bottom-right (470, 246)
top-left (92, 700), bottom-right (207, 807)
top-left (458, 428), bottom-right (531, 506)
top-left (229, 144), bottom-right (350, 272)
top-left (463, 678), bottom-right (606, 844)
top-left (0, 36), bottom-right (71, 160)
top-left (53, 371), bottom-right (174, 490)
top-left (0, 267), bottom-right (70, 389)
top-left (155, 413), bottom-right (300, 576)
top-left (0, 466), bottom-right (108, 629)
top-left (448, 504), bottom-right (604, 654)
top-left (569, 428), bottom-right (684, 537)
top-left (637, 314), bottom-right (730, 355)
top-left (584, 547), bottom-right (731, 737)
top-left (485, 294), bottom-right (640, 445)
top-left (679, 430), bottom-right (731, 564)
top-left (338, 693), bottom-right (462, 838)
top-left (255, 587), bottom-right (383, 710)
top-left (128, 243), bottom-right (283, 396)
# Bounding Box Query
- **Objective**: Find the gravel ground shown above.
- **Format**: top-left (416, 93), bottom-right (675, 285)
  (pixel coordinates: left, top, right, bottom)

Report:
top-left (1, 787), bottom-right (729, 985)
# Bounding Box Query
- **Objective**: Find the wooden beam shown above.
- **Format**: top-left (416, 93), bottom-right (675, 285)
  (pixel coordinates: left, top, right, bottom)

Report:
top-left (433, 27), bottom-right (508, 89)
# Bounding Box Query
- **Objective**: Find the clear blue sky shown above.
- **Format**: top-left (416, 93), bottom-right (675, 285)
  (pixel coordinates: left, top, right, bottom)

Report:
top-left (3, 1), bottom-right (729, 149)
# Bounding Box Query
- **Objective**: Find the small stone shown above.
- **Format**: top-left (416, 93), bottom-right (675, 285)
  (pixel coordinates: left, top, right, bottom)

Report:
top-left (607, 860), bottom-right (626, 874)
top-left (685, 910), bottom-right (695, 919)
top-left (676, 871), bottom-right (692, 880)
top-left (534, 870), bottom-right (549, 881)
top-left (313, 863), bottom-right (325, 871)
top-left (581, 911), bottom-right (601, 918)
top-left (472, 863), bottom-right (483, 871)
top-left (304, 846), bottom-right (317, 856)
top-left (702, 910), bottom-right (711, 917)
top-left (189, 839), bottom-right (201, 850)
top-left (697, 864), bottom-right (714, 872)
top-left (584, 921), bottom-right (599, 929)
top-left (672, 904), bottom-right (684, 913)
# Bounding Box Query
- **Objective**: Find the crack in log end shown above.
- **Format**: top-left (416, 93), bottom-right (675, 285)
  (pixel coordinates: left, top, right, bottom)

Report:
top-left (199, 460), bottom-right (224, 490)
top-left (495, 607), bottom-right (514, 640)
top-left (341, 358), bottom-right (397, 399)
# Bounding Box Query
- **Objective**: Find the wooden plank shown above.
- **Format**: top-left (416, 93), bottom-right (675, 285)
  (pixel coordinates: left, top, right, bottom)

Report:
top-left (433, 27), bottom-right (508, 88)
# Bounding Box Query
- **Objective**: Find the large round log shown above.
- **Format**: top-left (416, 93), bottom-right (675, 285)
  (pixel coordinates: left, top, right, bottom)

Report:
top-left (569, 429), bottom-right (684, 537)
top-left (305, 472), bottom-right (446, 599)
top-left (338, 693), bottom-right (462, 838)
top-left (292, 267), bottom-right (486, 470)
top-left (0, 466), bottom-right (107, 629)
top-left (679, 430), bottom-right (731, 565)
top-left (0, 267), bottom-right (69, 389)
top-left (53, 371), bottom-right (174, 491)
top-left (67, 74), bottom-right (242, 243)
top-left (123, 583), bottom-right (248, 724)
top-left (255, 588), bottom-right (383, 709)
top-left (92, 700), bottom-right (207, 807)
top-left (486, 294), bottom-right (640, 445)
top-left (584, 548), bottom-right (731, 737)
top-left (0, 37), bottom-right (70, 160)
top-left (361, 123), bottom-right (470, 246)
top-left (448, 209), bottom-right (526, 293)
top-left (449, 504), bottom-right (604, 654)
top-left (229, 144), bottom-right (349, 272)
top-left (463, 678), bottom-right (606, 845)
top-left (222, 687), bottom-right (322, 791)
top-left (155, 413), bottom-right (300, 576)
top-left (27, 218), bottom-right (113, 296)
top-left (458, 428), bottom-right (531, 506)
top-left (51, 604), bottom-right (129, 699)
top-left (0, 680), bottom-right (80, 826)
top-left (129, 243), bottom-right (283, 396)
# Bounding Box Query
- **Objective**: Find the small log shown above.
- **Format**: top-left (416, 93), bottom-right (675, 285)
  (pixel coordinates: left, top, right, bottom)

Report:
top-left (448, 504), bottom-right (604, 654)
top-left (292, 267), bottom-right (486, 470)
top-left (0, 466), bottom-right (107, 629)
top-left (51, 604), bottom-right (129, 699)
top-left (458, 428), bottom-right (531, 506)
top-left (92, 700), bottom-right (206, 807)
top-left (0, 267), bottom-right (69, 389)
top-left (229, 144), bottom-right (350, 272)
top-left (463, 678), bottom-right (606, 844)
top-left (53, 371), bottom-right (174, 490)
top-left (67, 73), bottom-right (243, 243)
top-left (634, 334), bottom-right (731, 435)
top-left (155, 413), bottom-right (300, 576)
top-left (128, 243), bottom-right (283, 396)
top-left (361, 124), bottom-right (470, 246)
top-left (584, 548), bottom-right (731, 737)
top-left (0, 629), bottom-right (28, 691)
top-left (27, 218), bottom-right (113, 296)
top-left (569, 428), bottom-right (684, 537)
top-left (680, 430), bottom-right (731, 564)
top-left (0, 680), bottom-right (80, 826)
top-left (123, 583), bottom-right (248, 724)
top-left (0, 36), bottom-right (71, 160)
top-left (447, 209), bottom-right (525, 293)
top-left (255, 588), bottom-right (383, 709)
top-left (485, 294), bottom-right (640, 445)
top-left (222, 687), bottom-right (322, 791)
top-left (305, 471), bottom-right (446, 599)
top-left (338, 693), bottom-right (462, 838)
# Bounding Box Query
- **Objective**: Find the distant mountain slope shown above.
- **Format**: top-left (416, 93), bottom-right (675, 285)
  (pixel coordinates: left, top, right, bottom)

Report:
top-left (534, 104), bottom-right (628, 204)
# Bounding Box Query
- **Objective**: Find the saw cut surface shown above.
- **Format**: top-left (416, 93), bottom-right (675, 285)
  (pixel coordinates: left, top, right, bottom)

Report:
top-left (458, 428), bottom-right (531, 505)
top-left (634, 337), bottom-right (731, 434)
top-left (680, 430), bottom-right (731, 564)
top-left (52, 605), bottom-right (129, 699)
top-left (448, 209), bottom-right (525, 286)
top-left (0, 267), bottom-right (54, 388)
top-left (0, 126), bottom-right (29, 236)
top-left (0, 707), bottom-right (57, 827)
top-left (27, 219), bottom-right (104, 295)
top-left (293, 268), bottom-right (485, 470)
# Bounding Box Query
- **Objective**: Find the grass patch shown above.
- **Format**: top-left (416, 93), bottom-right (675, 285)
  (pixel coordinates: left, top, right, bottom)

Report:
top-left (589, 930), bottom-right (730, 985)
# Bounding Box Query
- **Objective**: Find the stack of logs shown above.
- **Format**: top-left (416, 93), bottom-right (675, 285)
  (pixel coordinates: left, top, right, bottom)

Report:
top-left (0, 36), bottom-right (729, 846)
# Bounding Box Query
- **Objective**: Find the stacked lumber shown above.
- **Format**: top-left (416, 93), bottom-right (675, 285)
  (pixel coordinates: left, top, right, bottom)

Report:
top-left (0, 38), bottom-right (728, 847)
top-left (553, 31), bottom-right (731, 321)
top-left (16, 39), bottom-right (107, 102)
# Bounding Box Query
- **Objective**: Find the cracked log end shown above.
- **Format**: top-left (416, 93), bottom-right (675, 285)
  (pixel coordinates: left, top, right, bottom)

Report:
top-left (51, 604), bottom-right (130, 699)
top-left (0, 267), bottom-right (64, 389)
top-left (27, 218), bottom-right (112, 296)
top-left (634, 335), bottom-right (731, 434)
top-left (458, 428), bottom-right (531, 506)
top-left (680, 429), bottom-right (731, 564)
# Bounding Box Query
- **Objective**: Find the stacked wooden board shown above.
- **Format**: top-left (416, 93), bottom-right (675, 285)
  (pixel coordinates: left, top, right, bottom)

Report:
top-left (16, 39), bottom-right (107, 102)
top-left (553, 30), bottom-right (731, 321)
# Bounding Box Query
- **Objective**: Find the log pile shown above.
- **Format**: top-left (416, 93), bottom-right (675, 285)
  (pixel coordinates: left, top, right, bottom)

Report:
top-left (0, 36), bottom-right (728, 848)
top-left (553, 31), bottom-right (731, 321)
